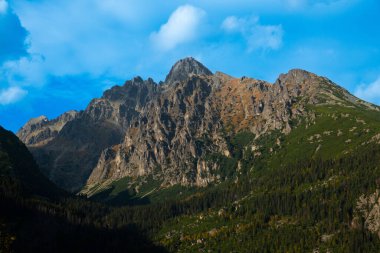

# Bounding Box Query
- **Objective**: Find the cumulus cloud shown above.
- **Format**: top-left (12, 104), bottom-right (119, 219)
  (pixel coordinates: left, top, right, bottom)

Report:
top-left (150, 5), bottom-right (206, 51)
top-left (0, 0), bottom-right (8, 14)
top-left (222, 16), bottom-right (283, 52)
top-left (0, 86), bottom-right (27, 105)
top-left (354, 77), bottom-right (380, 105)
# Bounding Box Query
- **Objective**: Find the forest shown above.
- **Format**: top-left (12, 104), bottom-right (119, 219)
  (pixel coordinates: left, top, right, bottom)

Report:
top-left (1, 124), bottom-right (380, 252)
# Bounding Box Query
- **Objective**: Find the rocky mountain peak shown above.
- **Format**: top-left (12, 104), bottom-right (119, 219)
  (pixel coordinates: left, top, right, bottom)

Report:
top-left (165, 57), bottom-right (213, 84)
top-left (17, 111), bottom-right (78, 147)
top-left (275, 69), bottom-right (315, 86)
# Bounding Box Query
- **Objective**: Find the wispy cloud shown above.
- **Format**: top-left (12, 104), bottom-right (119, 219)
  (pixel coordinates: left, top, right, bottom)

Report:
top-left (150, 5), bottom-right (206, 51)
top-left (222, 16), bottom-right (283, 52)
top-left (1, 55), bottom-right (47, 88)
top-left (355, 76), bottom-right (380, 104)
top-left (200, 0), bottom-right (356, 13)
top-left (287, 0), bottom-right (354, 9)
top-left (0, 86), bottom-right (27, 105)
top-left (0, 0), bottom-right (7, 14)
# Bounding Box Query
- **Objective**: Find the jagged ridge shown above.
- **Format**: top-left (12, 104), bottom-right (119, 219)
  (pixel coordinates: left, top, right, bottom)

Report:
top-left (17, 57), bottom-right (377, 193)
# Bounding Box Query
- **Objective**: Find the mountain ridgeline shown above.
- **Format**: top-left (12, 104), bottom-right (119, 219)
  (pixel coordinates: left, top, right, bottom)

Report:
top-left (4, 57), bottom-right (380, 252)
top-left (17, 57), bottom-right (376, 193)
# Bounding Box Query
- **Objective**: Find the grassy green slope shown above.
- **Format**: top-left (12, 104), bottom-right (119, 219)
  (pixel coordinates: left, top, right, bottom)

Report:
top-left (267, 105), bottom-right (380, 165)
top-left (89, 175), bottom-right (201, 206)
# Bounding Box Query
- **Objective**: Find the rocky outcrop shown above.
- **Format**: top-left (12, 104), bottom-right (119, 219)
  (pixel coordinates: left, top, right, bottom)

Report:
top-left (18, 57), bottom-right (369, 193)
top-left (87, 75), bottom-right (228, 188)
top-left (353, 189), bottom-right (380, 238)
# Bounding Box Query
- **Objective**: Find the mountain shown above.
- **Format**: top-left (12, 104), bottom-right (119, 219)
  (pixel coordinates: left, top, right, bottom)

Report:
top-left (17, 57), bottom-right (377, 195)
top-left (11, 57), bottom-right (380, 252)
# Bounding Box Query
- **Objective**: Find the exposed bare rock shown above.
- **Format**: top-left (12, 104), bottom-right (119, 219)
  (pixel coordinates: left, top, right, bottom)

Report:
top-left (354, 189), bottom-right (380, 238)
top-left (86, 65), bottom-right (358, 192)
top-left (18, 77), bottom-right (157, 192)
top-left (87, 75), bottom-right (227, 188)
top-left (17, 111), bottom-right (78, 146)
top-left (18, 58), bottom-right (375, 193)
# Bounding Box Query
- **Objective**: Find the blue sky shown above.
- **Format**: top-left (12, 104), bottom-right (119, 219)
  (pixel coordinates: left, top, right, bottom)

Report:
top-left (0, 0), bottom-right (380, 132)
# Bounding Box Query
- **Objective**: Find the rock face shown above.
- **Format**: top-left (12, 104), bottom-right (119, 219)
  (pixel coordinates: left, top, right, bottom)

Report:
top-left (354, 189), bottom-right (380, 238)
top-left (17, 57), bottom-right (372, 192)
top-left (18, 77), bottom-right (157, 192)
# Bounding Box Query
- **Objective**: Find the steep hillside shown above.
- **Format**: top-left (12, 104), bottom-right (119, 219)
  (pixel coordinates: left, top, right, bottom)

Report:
top-left (0, 126), bottom-right (167, 253)
top-left (0, 126), bottom-right (65, 198)
top-left (153, 144), bottom-right (380, 252)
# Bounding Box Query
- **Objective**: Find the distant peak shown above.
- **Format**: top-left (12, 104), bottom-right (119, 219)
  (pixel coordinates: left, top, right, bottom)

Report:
top-left (27, 115), bottom-right (48, 125)
top-left (17, 115), bottom-right (49, 135)
top-left (165, 57), bottom-right (213, 84)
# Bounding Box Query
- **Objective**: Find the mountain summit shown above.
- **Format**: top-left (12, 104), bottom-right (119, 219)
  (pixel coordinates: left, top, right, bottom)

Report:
top-left (165, 57), bottom-right (213, 84)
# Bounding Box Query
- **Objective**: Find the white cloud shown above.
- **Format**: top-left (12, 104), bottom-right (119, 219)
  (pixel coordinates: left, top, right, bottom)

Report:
top-left (355, 76), bottom-right (380, 105)
top-left (0, 86), bottom-right (27, 105)
top-left (222, 16), bottom-right (283, 52)
top-left (150, 5), bottom-right (206, 51)
top-left (0, 0), bottom-right (8, 14)
top-left (1, 55), bottom-right (47, 88)
top-left (248, 24), bottom-right (283, 51)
